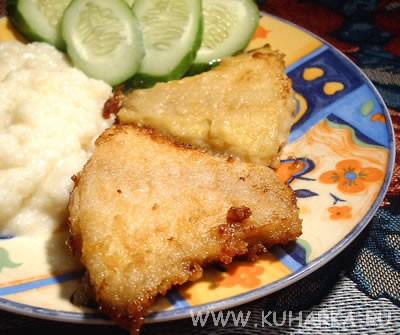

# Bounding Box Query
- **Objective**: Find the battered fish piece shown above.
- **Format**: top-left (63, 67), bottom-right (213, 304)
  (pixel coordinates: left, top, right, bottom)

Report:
top-left (68, 125), bottom-right (301, 333)
top-left (118, 46), bottom-right (296, 166)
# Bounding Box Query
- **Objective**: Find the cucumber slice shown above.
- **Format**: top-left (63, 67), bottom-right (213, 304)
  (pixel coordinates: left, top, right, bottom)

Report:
top-left (189, 0), bottom-right (259, 75)
top-left (7, 0), bottom-right (72, 49)
top-left (123, 0), bottom-right (135, 7)
top-left (62, 0), bottom-right (144, 86)
top-left (132, 0), bottom-right (203, 87)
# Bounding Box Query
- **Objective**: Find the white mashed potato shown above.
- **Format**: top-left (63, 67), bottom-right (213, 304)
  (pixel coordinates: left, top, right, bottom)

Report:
top-left (0, 41), bottom-right (112, 235)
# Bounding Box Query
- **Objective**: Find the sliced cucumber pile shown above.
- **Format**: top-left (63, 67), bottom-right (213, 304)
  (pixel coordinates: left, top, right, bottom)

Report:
top-left (7, 0), bottom-right (262, 87)
top-left (7, 0), bottom-right (72, 49)
top-left (189, 0), bottom-right (259, 75)
top-left (132, 0), bottom-right (203, 87)
top-left (62, 0), bottom-right (144, 86)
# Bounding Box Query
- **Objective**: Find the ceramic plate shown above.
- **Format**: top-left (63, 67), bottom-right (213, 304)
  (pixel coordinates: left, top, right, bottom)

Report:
top-left (0, 13), bottom-right (395, 325)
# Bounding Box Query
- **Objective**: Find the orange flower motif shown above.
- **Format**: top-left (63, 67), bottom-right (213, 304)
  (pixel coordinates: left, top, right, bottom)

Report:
top-left (371, 113), bottom-right (386, 124)
top-left (276, 160), bottom-right (306, 184)
top-left (328, 205), bottom-right (352, 220)
top-left (219, 264), bottom-right (264, 289)
top-left (252, 26), bottom-right (269, 40)
top-left (320, 159), bottom-right (383, 194)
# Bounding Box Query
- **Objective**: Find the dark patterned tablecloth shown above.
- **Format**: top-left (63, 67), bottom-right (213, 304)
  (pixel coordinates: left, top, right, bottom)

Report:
top-left (0, 1), bottom-right (399, 334)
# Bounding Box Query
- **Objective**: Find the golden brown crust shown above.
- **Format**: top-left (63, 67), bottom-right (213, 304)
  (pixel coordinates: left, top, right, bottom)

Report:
top-left (68, 125), bottom-right (302, 333)
top-left (118, 46), bottom-right (296, 166)
top-left (226, 206), bottom-right (252, 224)
top-left (96, 125), bottom-right (198, 152)
top-left (103, 88), bottom-right (124, 119)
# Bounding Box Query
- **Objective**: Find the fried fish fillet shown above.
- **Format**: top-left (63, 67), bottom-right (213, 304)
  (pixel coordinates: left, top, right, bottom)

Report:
top-left (68, 125), bottom-right (301, 333)
top-left (118, 46), bottom-right (296, 166)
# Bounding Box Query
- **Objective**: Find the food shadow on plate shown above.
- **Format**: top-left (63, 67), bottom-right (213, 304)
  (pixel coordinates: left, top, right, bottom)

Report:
top-left (140, 240), bottom-right (363, 335)
top-left (44, 225), bottom-right (98, 314)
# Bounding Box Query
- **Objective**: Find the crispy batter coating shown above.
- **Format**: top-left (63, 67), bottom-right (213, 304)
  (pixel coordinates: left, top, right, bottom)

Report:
top-left (118, 46), bottom-right (296, 166)
top-left (68, 125), bottom-right (301, 333)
